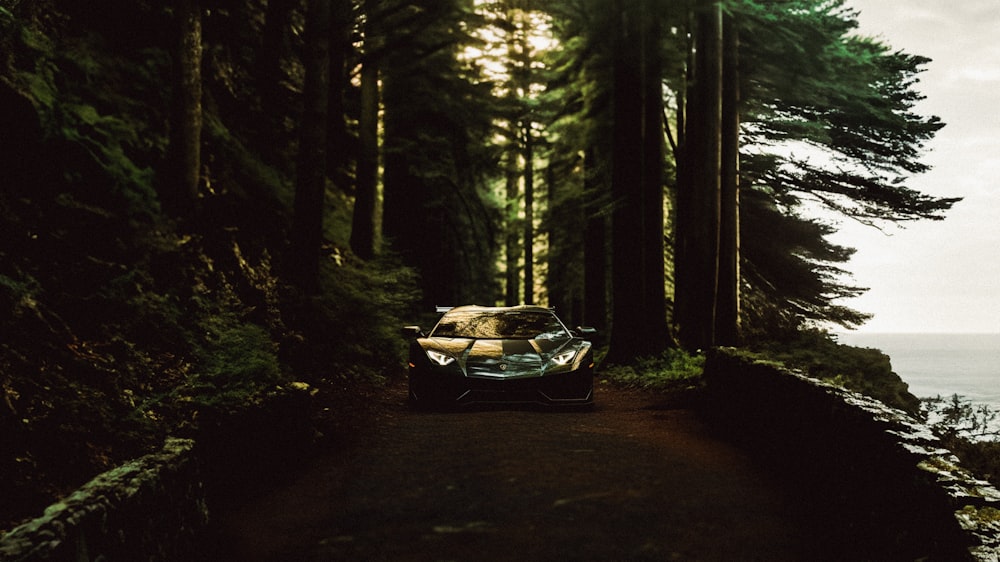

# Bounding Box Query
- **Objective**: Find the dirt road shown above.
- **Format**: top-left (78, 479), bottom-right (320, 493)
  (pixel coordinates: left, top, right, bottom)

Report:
top-left (201, 380), bottom-right (860, 561)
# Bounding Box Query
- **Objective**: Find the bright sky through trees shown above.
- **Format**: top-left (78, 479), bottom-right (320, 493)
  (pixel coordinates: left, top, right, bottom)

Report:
top-left (462, 4), bottom-right (554, 94)
top-left (833, 0), bottom-right (1000, 334)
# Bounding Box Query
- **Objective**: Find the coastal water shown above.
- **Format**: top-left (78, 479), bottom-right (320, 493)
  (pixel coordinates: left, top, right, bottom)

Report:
top-left (836, 332), bottom-right (1000, 417)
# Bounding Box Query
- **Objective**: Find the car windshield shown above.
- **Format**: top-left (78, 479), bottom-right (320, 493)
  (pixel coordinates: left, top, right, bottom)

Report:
top-left (431, 310), bottom-right (569, 340)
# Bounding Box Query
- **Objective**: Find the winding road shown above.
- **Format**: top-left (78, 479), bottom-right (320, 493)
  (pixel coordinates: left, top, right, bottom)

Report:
top-left (200, 381), bottom-right (869, 561)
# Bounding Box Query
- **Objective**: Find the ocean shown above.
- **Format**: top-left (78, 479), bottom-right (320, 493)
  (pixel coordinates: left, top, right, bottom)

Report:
top-left (836, 333), bottom-right (1000, 418)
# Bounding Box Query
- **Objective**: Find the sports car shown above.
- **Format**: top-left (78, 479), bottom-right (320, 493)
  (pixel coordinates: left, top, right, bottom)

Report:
top-left (402, 305), bottom-right (596, 408)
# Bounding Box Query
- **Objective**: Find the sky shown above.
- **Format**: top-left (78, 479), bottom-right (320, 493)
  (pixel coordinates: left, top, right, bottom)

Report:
top-left (824, 0), bottom-right (1000, 333)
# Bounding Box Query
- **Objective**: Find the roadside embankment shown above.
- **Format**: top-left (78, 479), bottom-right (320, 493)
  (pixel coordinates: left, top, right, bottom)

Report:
top-left (0, 386), bottom-right (316, 562)
top-left (0, 438), bottom-right (206, 561)
top-left (703, 348), bottom-right (1000, 561)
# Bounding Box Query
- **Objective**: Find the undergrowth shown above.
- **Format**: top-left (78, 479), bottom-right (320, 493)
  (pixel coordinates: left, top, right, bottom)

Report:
top-left (600, 349), bottom-right (705, 393)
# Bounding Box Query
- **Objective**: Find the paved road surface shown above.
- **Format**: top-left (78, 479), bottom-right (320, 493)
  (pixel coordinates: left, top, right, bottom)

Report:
top-left (201, 381), bottom-right (863, 561)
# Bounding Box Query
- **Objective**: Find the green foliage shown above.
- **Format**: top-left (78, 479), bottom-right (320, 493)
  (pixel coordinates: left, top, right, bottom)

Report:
top-left (731, 0), bottom-right (957, 334)
top-left (186, 317), bottom-right (281, 404)
top-left (739, 0), bottom-right (954, 211)
top-left (600, 349), bottom-right (705, 393)
top-left (52, 100), bottom-right (157, 211)
top-left (7, 15), bottom-right (160, 218)
top-left (85, 230), bottom-right (286, 410)
top-left (285, 254), bottom-right (420, 384)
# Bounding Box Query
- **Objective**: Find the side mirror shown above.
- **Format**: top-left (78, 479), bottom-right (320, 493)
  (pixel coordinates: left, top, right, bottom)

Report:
top-left (401, 326), bottom-right (425, 339)
top-left (574, 326), bottom-right (598, 339)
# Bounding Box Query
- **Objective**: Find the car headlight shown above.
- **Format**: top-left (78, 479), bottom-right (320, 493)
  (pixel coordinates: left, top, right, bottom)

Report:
top-left (426, 349), bottom-right (456, 366)
top-left (551, 349), bottom-right (578, 366)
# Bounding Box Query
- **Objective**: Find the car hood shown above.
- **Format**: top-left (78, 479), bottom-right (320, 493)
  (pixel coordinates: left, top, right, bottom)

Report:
top-left (422, 337), bottom-right (570, 378)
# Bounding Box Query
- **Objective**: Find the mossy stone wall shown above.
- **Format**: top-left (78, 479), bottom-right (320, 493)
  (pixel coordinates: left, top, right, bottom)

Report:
top-left (0, 438), bottom-right (207, 561)
top-left (704, 348), bottom-right (1000, 561)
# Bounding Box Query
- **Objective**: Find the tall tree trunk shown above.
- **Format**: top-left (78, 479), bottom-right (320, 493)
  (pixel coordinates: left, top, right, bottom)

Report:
top-left (290, 0), bottom-right (331, 293)
top-left (640, 1), bottom-right (669, 347)
top-left (545, 161), bottom-right (582, 325)
top-left (326, 0), bottom-right (353, 185)
top-left (351, 1), bottom-right (380, 261)
top-left (505, 152), bottom-right (521, 306)
top-left (161, 0), bottom-right (202, 217)
top-left (716, 14), bottom-right (741, 346)
top-left (675, 1), bottom-right (723, 351)
top-left (259, 0), bottom-right (295, 158)
top-left (523, 122), bottom-right (535, 305)
top-left (605, 0), bottom-right (646, 364)
top-left (582, 147), bottom-right (608, 332)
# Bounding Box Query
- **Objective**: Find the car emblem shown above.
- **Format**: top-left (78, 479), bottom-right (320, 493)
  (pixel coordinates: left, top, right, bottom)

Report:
top-left (499, 363), bottom-right (508, 371)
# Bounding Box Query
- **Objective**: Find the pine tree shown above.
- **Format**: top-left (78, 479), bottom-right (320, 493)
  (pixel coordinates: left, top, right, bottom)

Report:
top-left (733, 0), bottom-right (958, 336)
top-left (381, 0), bottom-right (501, 308)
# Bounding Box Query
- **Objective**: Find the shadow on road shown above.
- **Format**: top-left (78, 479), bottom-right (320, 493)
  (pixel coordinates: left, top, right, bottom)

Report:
top-left (197, 380), bottom-right (870, 561)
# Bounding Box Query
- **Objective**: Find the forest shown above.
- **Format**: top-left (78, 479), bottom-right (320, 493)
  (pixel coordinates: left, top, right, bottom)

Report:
top-left (0, 0), bottom-right (965, 530)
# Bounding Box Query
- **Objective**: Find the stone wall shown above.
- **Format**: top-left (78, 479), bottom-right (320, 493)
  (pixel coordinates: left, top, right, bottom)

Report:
top-left (703, 348), bottom-right (1000, 561)
top-left (0, 438), bottom-right (207, 562)
top-left (0, 385), bottom-right (316, 561)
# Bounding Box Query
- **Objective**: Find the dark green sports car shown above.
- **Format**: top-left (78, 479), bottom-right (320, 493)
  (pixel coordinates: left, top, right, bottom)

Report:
top-left (403, 305), bottom-right (596, 408)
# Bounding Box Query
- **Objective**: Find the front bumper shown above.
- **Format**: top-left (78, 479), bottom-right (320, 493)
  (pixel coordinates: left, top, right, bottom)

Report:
top-left (408, 367), bottom-right (594, 408)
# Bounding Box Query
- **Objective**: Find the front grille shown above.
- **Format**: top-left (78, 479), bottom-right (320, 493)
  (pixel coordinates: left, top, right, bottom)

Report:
top-left (410, 367), bottom-right (593, 406)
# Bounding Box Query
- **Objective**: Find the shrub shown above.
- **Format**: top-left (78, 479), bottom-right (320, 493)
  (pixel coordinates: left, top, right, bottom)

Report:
top-left (186, 317), bottom-right (282, 405)
top-left (922, 394), bottom-right (1000, 489)
top-left (279, 253), bottom-right (420, 386)
top-left (923, 394), bottom-right (999, 441)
